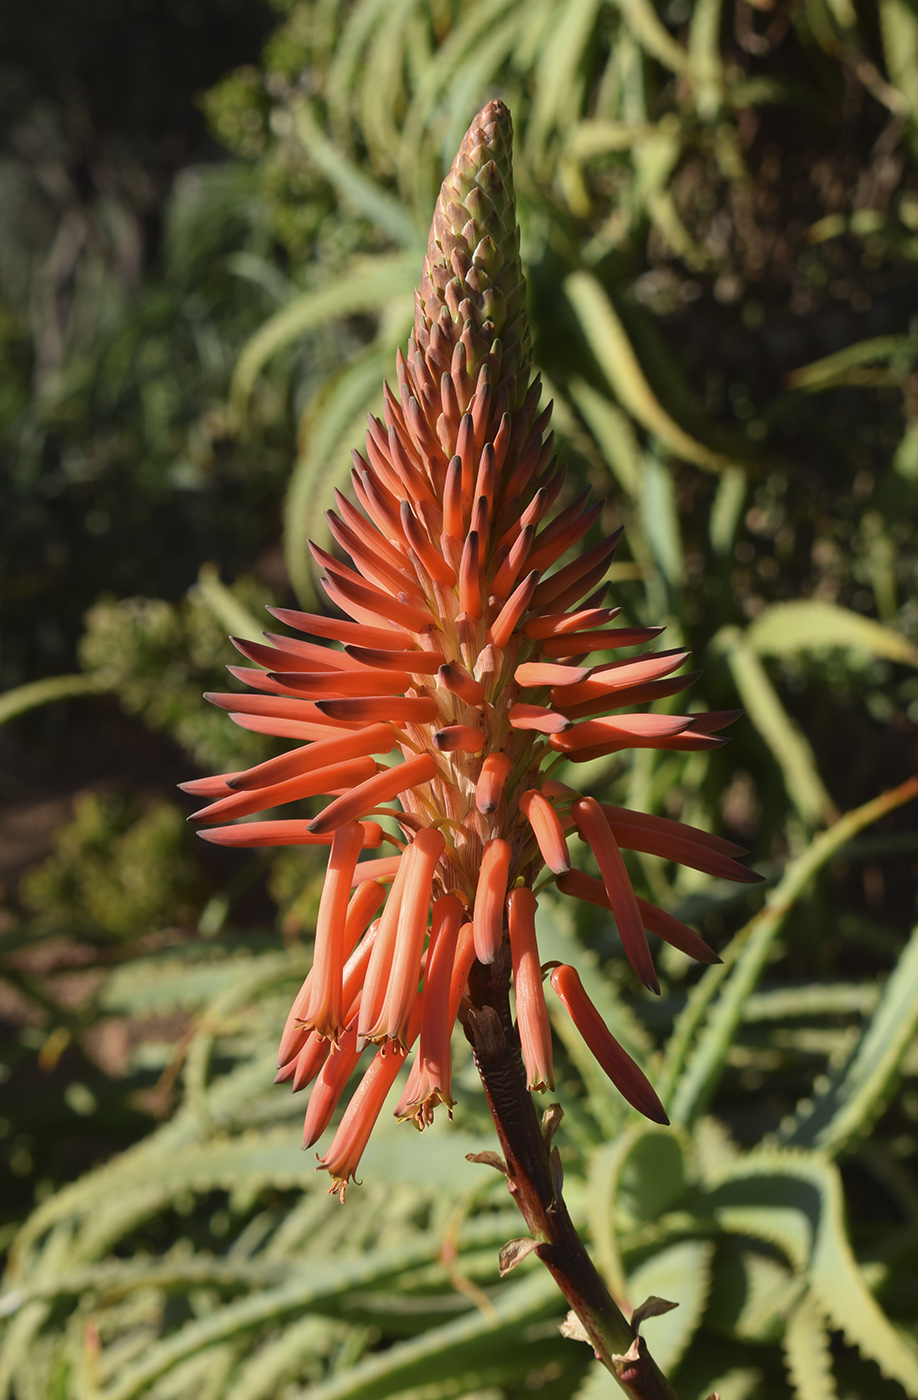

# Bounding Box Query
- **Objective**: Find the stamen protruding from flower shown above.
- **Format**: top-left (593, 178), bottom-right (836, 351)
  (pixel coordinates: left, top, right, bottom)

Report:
top-left (397, 894), bottom-right (463, 1126)
top-left (302, 1027), bottom-right (362, 1148)
top-left (317, 1035), bottom-right (412, 1199)
top-left (550, 964), bottom-right (668, 1124)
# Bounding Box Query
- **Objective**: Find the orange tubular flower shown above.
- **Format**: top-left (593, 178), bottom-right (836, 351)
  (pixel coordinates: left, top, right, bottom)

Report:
top-left (187, 101), bottom-right (760, 1200)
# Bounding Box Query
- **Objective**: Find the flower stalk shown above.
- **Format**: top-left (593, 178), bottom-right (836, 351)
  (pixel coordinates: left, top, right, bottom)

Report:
top-left (462, 952), bottom-right (680, 1399)
top-left (187, 99), bottom-right (755, 1398)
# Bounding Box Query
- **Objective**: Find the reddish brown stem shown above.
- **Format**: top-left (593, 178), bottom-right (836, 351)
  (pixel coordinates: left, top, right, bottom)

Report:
top-left (462, 954), bottom-right (681, 1400)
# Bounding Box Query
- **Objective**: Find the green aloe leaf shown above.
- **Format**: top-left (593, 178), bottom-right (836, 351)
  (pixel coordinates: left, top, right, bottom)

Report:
top-left (229, 254), bottom-right (417, 422)
top-left (568, 377), bottom-right (642, 498)
top-left (564, 271), bottom-right (738, 473)
top-left (777, 922), bottom-right (918, 1155)
top-left (291, 100), bottom-right (424, 251)
top-left (289, 1271), bottom-right (563, 1400)
top-left (784, 1290), bottom-right (838, 1400)
top-left (192, 564), bottom-right (265, 643)
top-left (712, 624), bottom-right (835, 826)
top-left (745, 599), bottom-right (918, 668)
top-left (626, 1239), bottom-right (713, 1372)
top-left (880, 0), bottom-right (918, 120)
top-left (0, 674), bottom-right (108, 727)
top-left (705, 1242), bottom-right (800, 1345)
top-left (617, 0), bottom-right (691, 74)
top-left (283, 345), bottom-right (394, 608)
top-left (661, 776), bottom-right (918, 1123)
top-left (785, 334), bottom-right (918, 391)
top-left (588, 1124), bottom-right (690, 1297)
top-left (702, 1149), bottom-right (918, 1397)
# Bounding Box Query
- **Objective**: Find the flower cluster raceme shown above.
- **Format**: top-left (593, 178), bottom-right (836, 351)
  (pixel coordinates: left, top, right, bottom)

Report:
top-left (184, 101), bottom-right (760, 1199)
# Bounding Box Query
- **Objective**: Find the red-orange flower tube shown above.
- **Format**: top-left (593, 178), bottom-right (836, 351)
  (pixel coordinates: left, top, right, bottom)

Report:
top-left (186, 101), bottom-right (760, 1217)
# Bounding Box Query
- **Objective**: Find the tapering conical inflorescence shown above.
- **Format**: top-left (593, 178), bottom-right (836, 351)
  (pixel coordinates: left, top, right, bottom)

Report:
top-left (184, 102), bottom-right (760, 1199)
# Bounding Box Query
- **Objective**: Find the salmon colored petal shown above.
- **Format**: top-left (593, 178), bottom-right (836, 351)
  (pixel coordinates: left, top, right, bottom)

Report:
top-left (434, 725), bottom-right (484, 753)
top-left (287, 1033), bottom-right (329, 1093)
top-left (351, 856), bottom-right (403, 885)
top-left (438, 663), bottom-right (485, 705)
top-left (491, 521), bottom-right (534, 597)
top-left (397, 894), bottom-right (463, 1126)
top-left (549, 965), bottom-right (668, 1124)
top-left (302, 1026), bottom-right (363, 1148)
top-left (371, 827), bottom-right (445, 1047)
top-left (227, 712), bottom-right (361, 743)
top-left (265, 607), bottom-right (415, 650)
top-left (600, 803), bottom-right (748, 858)
top-left (549, 650), bottom-right (690, 708)
top-left (488, 570), bottom-right (539, 650)
top-left (315, 696), bottom-right (439, 724)
top-left (533, 530), bottom-right (622, 609)
top-left (458, 530), bottom-right (482, 618)
top-left (508, 888), bottom-right (553, 1092)
top-left (520, 790), bottom-right (570, 874)
top-left (322, 572), bottom-right (434, 634)
top-left (638, 899), bottom-right (720, 964)
top-left (344, 646), bottom-right (446, 674)
top-left (188, 756), bottom-right (380, 825)
top-left (179, 772), bottom-right (242, 796)
top-left (448, 921), bottom-right (478, 1021)
top-left (317, 1038), bottom-right (411, 1199)
top-left (473, 838), bottom-right (511, 963)
top-left (267, 669), bottom-right (409, 698)
top-left (227, 723), bottom-right (397, 792)
top-left (476, 752), bottom-right (512, 814)
top-left (508, 704), bottom-right (570, 734)
top-left (572, 797), bottom-right (659, 995)
top-left (307, 753), bottom-right (438, 836)
top-left (198, 820), bottom-right (383, 850)
top-left (554, 672), bottom-right (700, 721)
top-left (523, 607), bottom-right (623, 640)
top-left (515, 662), bottom-right (591, 688)
top-left (230, 637), bottom-right (344, 674)
top-left (357, 852), bottom-right (413, 1042)
top-left (303, 821), bottom-right (366, 1039)
top-left (204, 692), bottom-right (360, 727)
top-left (555, 871), bottom-right (719, 966)
top-left (548, 713), bottom-right (692, 755)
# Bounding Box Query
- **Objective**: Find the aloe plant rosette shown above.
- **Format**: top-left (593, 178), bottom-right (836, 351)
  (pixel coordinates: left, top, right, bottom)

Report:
top-left (185, 101), bottom-right (755, 1398)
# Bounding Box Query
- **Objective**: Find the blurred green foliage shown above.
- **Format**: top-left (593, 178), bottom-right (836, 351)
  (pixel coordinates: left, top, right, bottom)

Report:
top-left (2, 1), bottom-right (918, 1397)
top-left (21, 794), bottom-right (201, 943)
